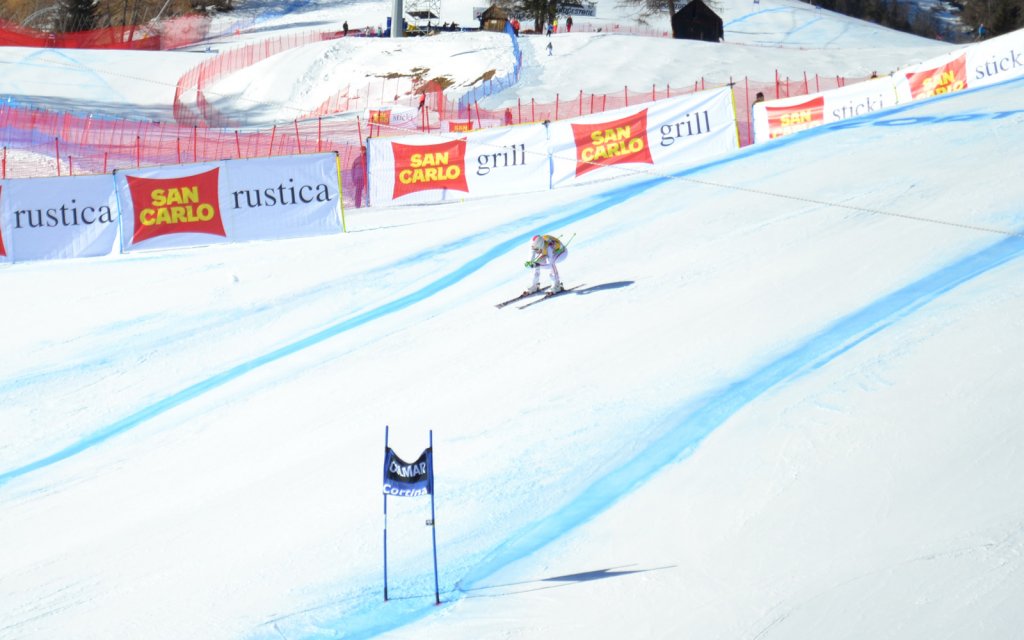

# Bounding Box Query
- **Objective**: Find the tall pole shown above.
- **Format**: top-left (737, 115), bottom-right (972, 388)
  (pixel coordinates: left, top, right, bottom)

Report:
top-left (383, 425), bottom-right (390, 601)
top-left (429, 430), bottom-right (440, 605)
top-left (391, 0), bottom-right (404, 38)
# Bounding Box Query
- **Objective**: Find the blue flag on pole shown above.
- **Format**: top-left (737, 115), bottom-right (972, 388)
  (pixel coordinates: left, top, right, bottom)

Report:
top-left (383, 447), bottom-right (432, 497)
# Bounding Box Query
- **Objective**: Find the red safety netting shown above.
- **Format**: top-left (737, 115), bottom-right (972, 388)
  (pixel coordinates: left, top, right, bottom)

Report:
top-left (0, 19), bottom-right (43, 46)
top-left (0, 14), bottom-right (213, 50)
top-left (453, 72), bottom-right (861, 147)
top-left (173, 29), bottom-right (356, 127)
top-left (2, 69), bottom-right (866, 207)
top-left (156, 14), bottom-right (214, 51)
top-left (565, 23), bottom-right (672, 37)
top-left (0, 22), bottom-right (157, 50)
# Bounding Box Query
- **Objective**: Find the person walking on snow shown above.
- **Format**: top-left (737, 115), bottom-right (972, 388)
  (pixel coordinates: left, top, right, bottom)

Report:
top-left (525, 234), bottom-right (567, 293)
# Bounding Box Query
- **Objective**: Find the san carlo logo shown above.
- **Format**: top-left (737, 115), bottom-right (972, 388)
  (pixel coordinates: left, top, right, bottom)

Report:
top-left (906, 55), bottom-right (968, 99)
top-left (766, 96), bottom-right (825, 139)
top-left (126, 168), bottom-right (226, 245)
top-left (572, 110), bottom-right (653, 177)
top-left (0, 185), bottom-right (6, 256)
top-left (369, 109), bottom-right (392, 125)
top-left (391, 139), bottom-right (469, 199)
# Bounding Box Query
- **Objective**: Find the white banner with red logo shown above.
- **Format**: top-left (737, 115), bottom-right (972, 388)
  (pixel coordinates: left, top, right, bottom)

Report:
top-left (895, 30), bottom-right (1024, 102)
top-left (752, 77), bottom-right (900, 143)
top-left (367, 123), bottom-right (551, 206)
top-left (548, 87), bottom-right (738, 187)
top-left (364, 105), bottom-right (421, 133)
top-left (0, 175), bottom-right (120, 263)
top-left (754, 29), bottom-right (1024, 143)
top-left (367, 87), bottom-right (738, 206)
top-left (116, 153), bottom-right (343, 252)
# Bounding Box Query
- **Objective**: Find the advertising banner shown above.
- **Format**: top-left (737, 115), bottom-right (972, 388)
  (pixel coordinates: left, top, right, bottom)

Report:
top-left (367, 123), bottom-right (551, 206)
top-left (895, 50), bottom-right (969, 102)
top-left (755, 30), bottom-right (1024, 143)
top-left (548, 87), bottom-right (738, 187)
top-left (752, 77), bottom-right (899, 143)
top-left (0, 185), bottom-right (8, 263)
top-left (364, 104), bottom-right (420, 131)
top-left (896, 30), bottom-right (1024, 102)
top-left (0, 174), bottom-right (119, 262)
top-left (116, 153), bottom-right (343, 252)
top-left (966, 29), bottom-right (1024, 88)
top-left (382, 447), bottom-right (433, 497)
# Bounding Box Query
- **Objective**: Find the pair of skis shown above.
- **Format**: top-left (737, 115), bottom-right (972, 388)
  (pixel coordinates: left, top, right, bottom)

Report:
top-left (495, 284), bottom-right (581, 309)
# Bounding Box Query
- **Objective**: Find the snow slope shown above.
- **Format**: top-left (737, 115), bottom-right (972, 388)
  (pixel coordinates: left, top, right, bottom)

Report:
top-left (1, 1), bottom-right (1023, 639)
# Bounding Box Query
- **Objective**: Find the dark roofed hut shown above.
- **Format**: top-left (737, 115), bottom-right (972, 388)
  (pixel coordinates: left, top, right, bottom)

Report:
top-left (671, 0), bottom-right (724, 43)
top-left (479, 5), bottom-right (510, 32)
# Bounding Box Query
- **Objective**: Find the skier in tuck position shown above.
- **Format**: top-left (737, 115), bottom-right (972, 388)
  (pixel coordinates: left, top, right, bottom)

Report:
top-left (524, 234), bottom-right (567, 294)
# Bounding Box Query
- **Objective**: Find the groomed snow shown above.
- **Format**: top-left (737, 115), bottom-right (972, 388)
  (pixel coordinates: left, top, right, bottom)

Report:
top-left (2, 1), bottom-right (1022, 639)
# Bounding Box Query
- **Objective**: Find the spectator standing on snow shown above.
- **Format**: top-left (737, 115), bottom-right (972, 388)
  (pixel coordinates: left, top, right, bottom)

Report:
top-left (350, 146), bottom-right (367, 208)
top-left (566, 16), bottom-right (573, 32)
top-left (343, 21), bottom-right (348, 36)
top-left (751, 91), bottom-right (765, 119)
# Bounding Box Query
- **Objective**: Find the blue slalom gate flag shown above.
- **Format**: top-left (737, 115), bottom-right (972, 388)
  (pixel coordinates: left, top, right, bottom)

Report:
top-left (383, 447), bottom-right (432, 497)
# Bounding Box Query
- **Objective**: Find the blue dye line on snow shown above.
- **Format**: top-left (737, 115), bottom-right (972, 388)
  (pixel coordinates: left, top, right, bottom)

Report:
top-left (724, 8), bottom-right (794, 27)
top-left (272, 234), bottom-right (1024, 639)
top-left (0, 183), bottom-right (652, 488)
top-left (454, 233), bottom-right (1024, 588)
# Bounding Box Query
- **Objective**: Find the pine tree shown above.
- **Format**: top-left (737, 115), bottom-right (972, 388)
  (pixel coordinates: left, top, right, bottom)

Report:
top-left (57, 0), bottom-right (98, 32)
top-left (961, 0), bottom-right (1024, 37)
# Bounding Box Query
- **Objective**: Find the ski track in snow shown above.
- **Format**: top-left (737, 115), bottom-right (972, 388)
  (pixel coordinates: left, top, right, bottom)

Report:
top-left (3, 79), bottom-right (1023, 639)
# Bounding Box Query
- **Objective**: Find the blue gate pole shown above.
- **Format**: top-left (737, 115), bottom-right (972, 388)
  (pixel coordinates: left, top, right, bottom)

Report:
top-left (429, 430), bottom-right (440, 605)
top-left (383, 425), bottom-right (389, 602)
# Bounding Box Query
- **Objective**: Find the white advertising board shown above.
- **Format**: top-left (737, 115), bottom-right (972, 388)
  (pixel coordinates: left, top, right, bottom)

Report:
top-left (367, 123), bottom-right (551, 206)
top-left (753, 29), bottom-right (1024, 143)
top-left (367, 87), bottom-right (739, 206)
top-left (0, 174), bottom-right (119, 262)
top-left (116, 153), bottom-right (343, 252)
top-left (548, 87), bottom-right (739, 187)
top-left (752, 77), bottom-right (900, 144)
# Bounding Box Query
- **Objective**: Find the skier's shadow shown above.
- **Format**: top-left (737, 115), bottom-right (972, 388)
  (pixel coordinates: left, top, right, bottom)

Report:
top-left (458, 563), bottom-right (674, 599)
top-left (572, 280), bottom-right (634, 295)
